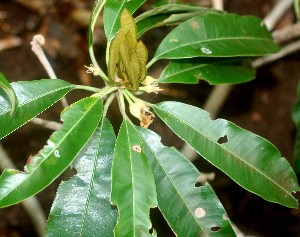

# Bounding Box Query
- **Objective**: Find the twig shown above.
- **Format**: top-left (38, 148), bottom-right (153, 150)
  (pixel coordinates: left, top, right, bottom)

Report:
top-left (264, 0), bottom-right (294, 31)
top-left (0, 144), bottom-right (46, 237)
top-left (30, 34), bottom-right (68, 108)
top-left (273, 22), bottom-right (300, 44)
top-left (30, 117), bottom-right (62, 131)
top-left (0, 36), bottom-right (22, 52)
top-left (251, 39), bottom-right (300, 68)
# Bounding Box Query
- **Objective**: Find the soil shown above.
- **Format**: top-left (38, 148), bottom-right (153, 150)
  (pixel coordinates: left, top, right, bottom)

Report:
top-left (0, 0), bottom-right (300, 236)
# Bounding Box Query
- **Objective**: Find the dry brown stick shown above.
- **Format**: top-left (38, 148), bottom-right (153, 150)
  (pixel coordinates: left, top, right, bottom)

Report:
top-left (0, 36), bottom-right (22, 51)
top-left (273, 22), bottom-right (300, 44)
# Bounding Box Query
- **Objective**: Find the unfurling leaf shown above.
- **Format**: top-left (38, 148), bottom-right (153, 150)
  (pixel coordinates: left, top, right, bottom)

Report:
top-left (108, 9), bottom-right (148, 91)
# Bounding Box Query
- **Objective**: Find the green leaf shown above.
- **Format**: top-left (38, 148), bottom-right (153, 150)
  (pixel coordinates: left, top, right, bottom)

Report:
top-left (46, 118), bottom-right (117, 237)
top-left (136, 4), bottom-right (219, 37)
top-left (111, 120), bottom-right (157, 237)
top-left (0, 79), bottom-right (74, 140)
top-left (88, 0), bottom-right (104, 50)
top-left (153, 101), bottom-right (300, 208)
top-left (0, 72), bottom-right (18, 115)
top-left (0, 97), bottom-right (103, 208)
top-left (137, 127), bottom-right (236, 237)
top-left (151, 13), bottom-right (280, 63)
top-left (159, 58), bottom-right (256, 85)
top-left (292, 81), bottom-right (300, 173)
top-left (104, 0), bottom-right (146, 43)
top-left (295, 0), bottom-right (300, 20)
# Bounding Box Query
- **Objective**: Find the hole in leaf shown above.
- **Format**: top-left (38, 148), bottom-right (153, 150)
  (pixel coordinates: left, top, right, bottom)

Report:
top-left (211, 226), bottom-right (221, 232)
top-left (194, 207), bottom-right (206, 218)
top-left (217, 135), bottom-right (228, 144)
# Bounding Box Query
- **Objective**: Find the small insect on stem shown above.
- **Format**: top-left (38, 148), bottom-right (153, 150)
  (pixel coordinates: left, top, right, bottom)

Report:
top-left (132, 145), bottom-right (142, 153)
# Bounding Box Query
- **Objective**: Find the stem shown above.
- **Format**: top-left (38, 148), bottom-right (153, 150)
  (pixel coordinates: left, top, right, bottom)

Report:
top-left (123, 89), bottom-right (134, 105)
top-left (89, 0), bottom-right (109, 82)
top-left (117, 90), bottom-right (127, 118)
top-left (30, 34), bottom-right (69, 108)
top-left (103, 93), bottom-right (116, 116)
top-left (146, 58), bottom-right (157, 69)
top-left (75, 85), bottom-right (102, 93)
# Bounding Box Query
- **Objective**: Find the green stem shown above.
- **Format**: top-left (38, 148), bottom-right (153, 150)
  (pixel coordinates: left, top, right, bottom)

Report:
top-left (89, 0), bottom-right (109, 82)
top-left (75, 85), bottom-right (102, 92)
top-left (146, 57), bottom-right (157, 69)
top-left (117, 90), bottom-right (127, 118)
top-left (103, 93), bottom-right (116, 117)
top-left (97, 86), bottom-right (118, 98)
top-left (123, 90), bottom-right (134, 105)
top-left (123, 90), bottom-right (139, 103)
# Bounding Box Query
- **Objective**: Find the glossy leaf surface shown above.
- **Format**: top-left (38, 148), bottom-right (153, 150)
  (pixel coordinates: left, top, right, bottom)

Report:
top-left (104, 0), bottom-right (146, 43)
top-left (154, 101), bottom-right (300, 208)
top-left (137, 127), bottom-right (236, 237)
top-left (0, 97), bottom-right (103, 208)
top-left (292, 82), bottom-right (300, 173)
top-left (152, 14), bottom-right (280, 62)
top-left (0, 72), bottom-right (18, 114)
top-left (136, 4), bottom-right (219, 37)
top-left (0, 79), bottom-right (74, 140)
top-left (159, 58), bottom-right (255, 84)
top-left (46, 118), bottom-right (117, 237)
top-left (111, 120), bottom-right (157, 237)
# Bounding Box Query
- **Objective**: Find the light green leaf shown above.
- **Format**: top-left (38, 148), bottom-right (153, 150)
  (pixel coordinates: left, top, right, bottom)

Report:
top-left (153, 101), bottom-right (300, 208)
top-left (295, 0), bottom-right (300, 20)
top-left (292, 81), bottom-right (300, 173)
top-left (46, 118), bottom-right (117, 237)
top-left (0, 97), bottom-right (103, 208)
top-left (137, 127), bottom-right (236, 237)
top-left (151, 14), bottom-right (280, 63)
top-left (111, 120), bottom-right (157, 237)
top-left (0, 72), bottom-right (18, 115)
top-left (159, 58), bottom-right (255, 85)
top-left (0, 79), bottom-right (74, 140)
top-left (136, 4), bottom-right (219, 37)
top-left (104, 0), bottom-right (146, 43)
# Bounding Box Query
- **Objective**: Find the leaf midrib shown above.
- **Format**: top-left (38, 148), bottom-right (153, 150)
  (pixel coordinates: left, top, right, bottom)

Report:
top-left (1, 98), bottom-right (100, 202)
top-left (138, 132), bottom-right (205, 236)
top-left (155, 36), bottom-right (274, 59)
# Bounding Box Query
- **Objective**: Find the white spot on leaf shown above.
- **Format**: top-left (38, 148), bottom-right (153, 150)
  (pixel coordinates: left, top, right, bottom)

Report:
top-left (195, 207), bottom-right (206, 218)
top-left (54, 150), bottom-right (60, 158)
top-left (201, 47), bottom-right (212, 54)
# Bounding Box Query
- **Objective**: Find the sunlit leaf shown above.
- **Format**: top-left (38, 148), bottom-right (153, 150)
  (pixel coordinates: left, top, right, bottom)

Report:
top-left (151, 14), bottom-right (280, 63)
top-left (0, 79), bottom-right (74, 140)
top-left (46, 118), bottom-right (117, 237)
top-left (0, 72), bottom-right (18, 115)
top-left (137, 127), bottom-right (236, 237)
top-left (159, 58), bottom-right (255, 85)
top-left (0, 97), bottom-right (103, 208)
top-left (154, 101), bottom-right (300, 208)
top-left (111, 120), bottom-right (157, 236)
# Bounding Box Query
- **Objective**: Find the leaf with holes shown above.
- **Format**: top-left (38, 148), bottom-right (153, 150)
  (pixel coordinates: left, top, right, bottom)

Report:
top-left (0, 72), bottom-right (18, 115)
top-left (104, 0), bottom-right (146, 43)
top-left (111, 120), bottom-right (157, 237)
top-left (153, 101), bottom-right (300, 208)
top-left (151, 13), bottom-right (280, 64)
top-left (0, 97), bottom-right (103, 208)
top-left (159, 58), bottom-right (255, 84)
top-left (46, 118), bottom-right (117, 237)
top-left (0, 79), bottom-right (74, 140)
top-left (135, 4), bottom-right (219, 37)
top-left (137, 127), bottom-right (236, 237)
